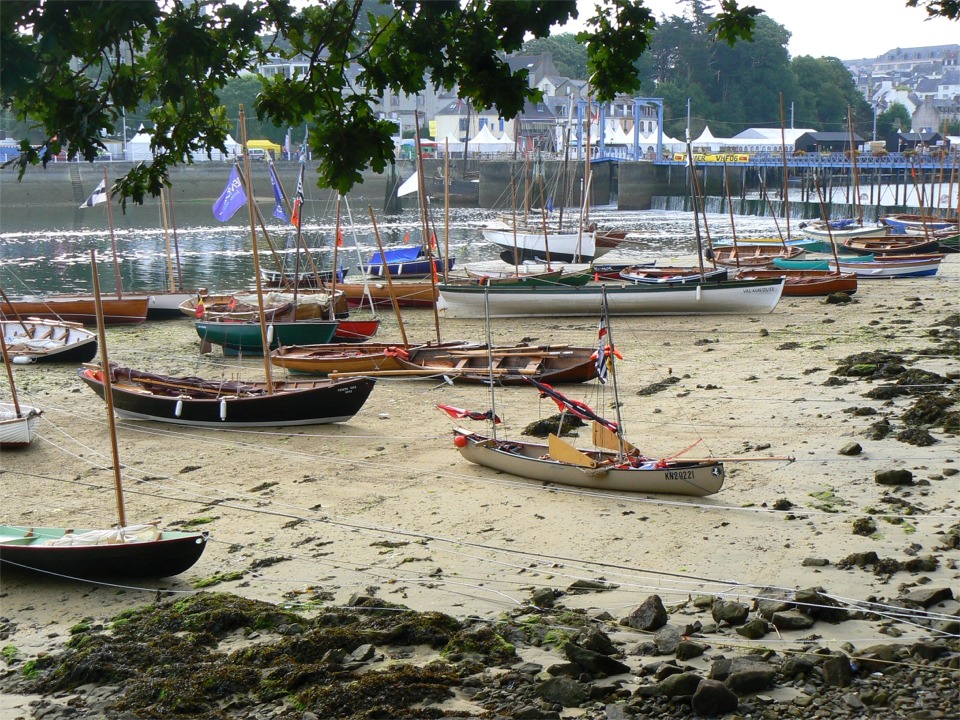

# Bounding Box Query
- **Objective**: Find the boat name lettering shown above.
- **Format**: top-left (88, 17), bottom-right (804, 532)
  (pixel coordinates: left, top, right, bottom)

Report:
top-left (745, 286), bottom-right (777, 293)
top-left (664, 470), bottom-right (694, 481)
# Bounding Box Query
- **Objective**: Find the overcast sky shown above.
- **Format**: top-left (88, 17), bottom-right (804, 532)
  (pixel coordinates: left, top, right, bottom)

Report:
top-left (562, 1), bottom-right (959, 60)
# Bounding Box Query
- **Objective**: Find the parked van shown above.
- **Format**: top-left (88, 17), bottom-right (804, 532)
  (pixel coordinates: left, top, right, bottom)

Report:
top-left (247, 148), bottom-right (267, 161)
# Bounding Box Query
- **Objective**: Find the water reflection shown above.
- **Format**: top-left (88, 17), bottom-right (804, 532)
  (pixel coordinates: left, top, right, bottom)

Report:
top-left (0, 206), bottom-right (785, 295)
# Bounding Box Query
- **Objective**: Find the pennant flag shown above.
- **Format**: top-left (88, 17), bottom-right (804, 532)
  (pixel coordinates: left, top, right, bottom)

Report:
top-left (526, 378), bottom-right (618, 432)
top-left (290, 170), bottom-right (304, 227)
top-left (268, 164), bottom-right (288, 222)
top-left (79, 179), bottom-right (107, 209)
top-left (437, 404), bottom-right (501, 424)
top-left (595, 319), bottom-right (609, 385)
top-left (212, 167), bottom-right (246, 222)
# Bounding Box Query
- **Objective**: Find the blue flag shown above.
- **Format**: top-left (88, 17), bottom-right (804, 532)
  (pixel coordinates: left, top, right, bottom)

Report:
top-left (268, 164), bottom-right (288, 222)
top-left (212, 167), bottom-right (246, 222)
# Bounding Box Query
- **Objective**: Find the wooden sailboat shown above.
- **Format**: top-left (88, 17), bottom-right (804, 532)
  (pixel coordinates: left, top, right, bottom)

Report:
top-left (79, 106), bottom-right (377, 427)
top-left (0, 250), bottom-right (206, 579)
top-left (0, 296), bottom-right (98, 364)
top-left (447, 289), bottom-right (725, 496)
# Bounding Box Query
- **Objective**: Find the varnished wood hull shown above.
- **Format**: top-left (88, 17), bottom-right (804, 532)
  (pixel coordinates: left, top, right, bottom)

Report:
top-left (735, 269), bottom-right (858, 296)
top-left (340, 280), bottom-right (438, 308)
top-left (1, 296), bottom-right (149, 325)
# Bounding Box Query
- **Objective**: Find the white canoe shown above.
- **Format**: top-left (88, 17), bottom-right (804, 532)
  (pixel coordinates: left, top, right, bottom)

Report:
top-left (437, 277), bottom-right (785, 318)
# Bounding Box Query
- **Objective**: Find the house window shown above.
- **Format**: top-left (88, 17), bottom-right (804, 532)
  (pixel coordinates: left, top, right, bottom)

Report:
top-left (537, 103), bottom-right (544, 113)
top-left (459, 118), bottom-right (468, 133)
top-left (416, 95), bottom-right (424, 107)
top-left (390, 95), bottom-right (400, 107)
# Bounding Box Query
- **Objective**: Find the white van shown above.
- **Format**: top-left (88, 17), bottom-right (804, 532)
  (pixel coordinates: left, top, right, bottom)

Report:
top-left (247, 148), bottom-right (267, 161)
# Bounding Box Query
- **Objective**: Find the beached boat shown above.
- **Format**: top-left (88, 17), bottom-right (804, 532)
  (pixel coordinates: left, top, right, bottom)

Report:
top-left (0, 401), bottom-right (41, 448)
top-left (880, 213), bottom-right (957, 234)
top-left (332, 317), bottom-right (380, 343)
top-left (734, 269), bottom-right (858, 296)
top-left (709, 244), bottom-right (806, 268)
top-left (196, 318), bottom-right (340, 356)
top-left (840, 236), bottom-right (941, 256)
top-left (485, 225), bottom-right (599, 264)
top-left (445, 303), bottom-right (725, 496)
top-left (774, 254), bottom-right (944, 279)
top-left (391, 344), bottom-right (599, 385)
top-left (79, 364), bottom-right (376, 427)
top-left (1, 317), bottom-right (97, 364)
top-left (0, 295), bottom-right (149, 325)
top-left (437, 277), bottom-right (785, 318)
top-left (271, 340), bottom-right (477, 376)
top-left (260, 266), bottom-right (345, 288)
top-left (619, 266), bottom-right (728, 285)
top-left (464, 261), bottom-right (593, 286)
top-left (799, 219), bottom-right (889, 244)
top-left (0, 525), bottom-right (208, 578)
top-left (340, 279), bottom-right (438, 308)
top-left (360, 245), bottom-right (453, 279)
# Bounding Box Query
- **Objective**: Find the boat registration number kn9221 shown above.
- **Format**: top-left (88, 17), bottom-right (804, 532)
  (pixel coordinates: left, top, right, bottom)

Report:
top-left (664, 469), bottom-right (695, 481)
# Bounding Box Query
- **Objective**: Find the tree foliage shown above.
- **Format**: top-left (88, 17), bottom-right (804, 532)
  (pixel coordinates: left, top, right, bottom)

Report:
top-left (0, 0), bottom-right (954, 204)
top-left (877, 101), bottom-right (913, 136)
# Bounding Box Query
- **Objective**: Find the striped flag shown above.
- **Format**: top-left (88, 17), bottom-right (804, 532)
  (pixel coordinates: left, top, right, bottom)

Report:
top-left (595, 319), bottom-right (609, 384)
top-left (79, 179), bottom-right (107, 209)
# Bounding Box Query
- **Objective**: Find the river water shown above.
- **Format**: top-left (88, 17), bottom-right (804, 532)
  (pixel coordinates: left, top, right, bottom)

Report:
top-left (0, 202), bottom-right (792, 297)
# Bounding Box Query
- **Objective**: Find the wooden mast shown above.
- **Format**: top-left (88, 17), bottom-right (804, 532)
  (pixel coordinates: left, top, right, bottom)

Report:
top-left (238, 104), bottom-right (275, 389)
top-left (89, 249), bottom-right (126, 528)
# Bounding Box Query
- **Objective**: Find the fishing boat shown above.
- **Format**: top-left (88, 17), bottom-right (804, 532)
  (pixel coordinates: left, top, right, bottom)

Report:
top-left (437, 277), bottom-right (785, 318)
top-left (0, 294), bottom-right (149, 325)
top-left (1, 317), bottom-right (97, 364)
top-left (79, 364), bottom-right (375, 427)
top-left (840, 236), bottom-right (941, 256)
top-left (0, 525), bottom-right (209, 578)
top-left (733, 269), bottom-right (858, 296)
top-left (774, 254), bottom-right (944, 279)
top-left (360, 245), bottom-right (453, 279)
top-left (444, 295), bottom-right (725, 496)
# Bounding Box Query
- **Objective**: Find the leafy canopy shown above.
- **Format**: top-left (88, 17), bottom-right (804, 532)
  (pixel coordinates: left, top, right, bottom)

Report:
top-left (1, 0), bottom-right (954, 203)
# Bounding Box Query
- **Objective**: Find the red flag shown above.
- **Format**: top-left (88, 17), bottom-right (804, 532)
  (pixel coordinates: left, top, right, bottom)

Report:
top-left (290, 171), bottom-right (304, 227)
top-left (336, 229), bottom-right (343, 247)
top-left (194, 296), bottom-right (205, 318)
top-left (429, 232), bottom-right (437, 251)
top-left (437, 404), bottom-right (501, 423)
top-left (403, 231), bottom-right (410, 244)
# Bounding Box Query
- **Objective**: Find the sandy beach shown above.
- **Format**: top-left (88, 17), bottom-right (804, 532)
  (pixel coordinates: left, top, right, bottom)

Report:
top-left (1, 256), bottom-right (957, 714)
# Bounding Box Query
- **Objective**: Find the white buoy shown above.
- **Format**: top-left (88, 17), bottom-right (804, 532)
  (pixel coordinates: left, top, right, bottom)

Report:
top-left (174, 399), bottom-right (183, 417)
top-left (696, 285), bottom-right (702, 301)
top-left (266, 325), bottom-right (274, 343)
top-left (12, 356), bottom-right (34, 365)
top-left (219, 399), bottom-right (227, 420)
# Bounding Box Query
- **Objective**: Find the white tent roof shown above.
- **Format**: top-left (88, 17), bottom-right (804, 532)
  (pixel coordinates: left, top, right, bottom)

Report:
top-left (435, 134), bottom-right (465, 151)
top-left (468, 125), bottom-right (513, 152)
top-left (693, 125), bottom-right (719, 146)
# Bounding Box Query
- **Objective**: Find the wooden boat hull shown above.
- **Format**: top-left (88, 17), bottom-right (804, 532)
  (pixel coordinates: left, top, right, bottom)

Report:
top-left (0, 403), bottom-right (41, 447)
top-left (0, 296), bottom-right (149, 325)
top-left (1, 318), bottom-right (97, 363)
top-left (270, 340), bottom-right (478, 375)
top-left (437, 278), bottom-right (785, 318)
top-left (734, 270), bottom-right (858, 296)
top-left (711, 245), bottom-right (806, 268)
top-left (78, 366), bottom-right (376, 427)
top-left (396, 345), bottom-right (599, 385)
top-left (776, 254), bottom-right (944, 278)
top-left (840, 238), bottom-right (940, 256)
top-left (0, 525), bottom-right (207, 578)
top-left (333, 318), bottom-right (380, 343)
top-left (452, 429), bottom-right (725, 496)
top-left (800, 221), bottom-right (889, 242)
top-left (340, 280), bottom-right (438, 308)
top-left (196, 319), bottom-right (340, 356)
top-left (881, 214), bottom-right (956, 233)
top-left (620, 266), bottom-right (729, 285)
top-left (147, 291), bottom-right (200, 320)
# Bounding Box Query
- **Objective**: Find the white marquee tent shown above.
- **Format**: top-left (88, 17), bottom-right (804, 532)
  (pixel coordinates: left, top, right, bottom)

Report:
top-left (467, 125), bottom-right (514, 154)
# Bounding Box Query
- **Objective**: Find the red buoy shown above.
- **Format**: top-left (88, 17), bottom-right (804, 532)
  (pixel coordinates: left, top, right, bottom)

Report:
top-left (453, 434), bottom-right (468, 448)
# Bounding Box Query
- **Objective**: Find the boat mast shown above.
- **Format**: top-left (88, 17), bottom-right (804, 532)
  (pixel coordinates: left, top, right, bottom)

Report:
top-left (89, 249), bottom-right (126, 528)
top-left (413, 110), bottom-right (443, 343)
top-left (779, 93), bottom-right (792, 241)
top-left (368, 207), bottom-right (409, 348)
top-left (685, 131), bottom-right (707, 280)
top-left (238, 105), bottom-right (275, 390)
top-left (600, 286), bottom-right (626, 461)
top-left (483, 288), bottom-right (498, 442)
top-left (102, 167), bottom-right (123, 299)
